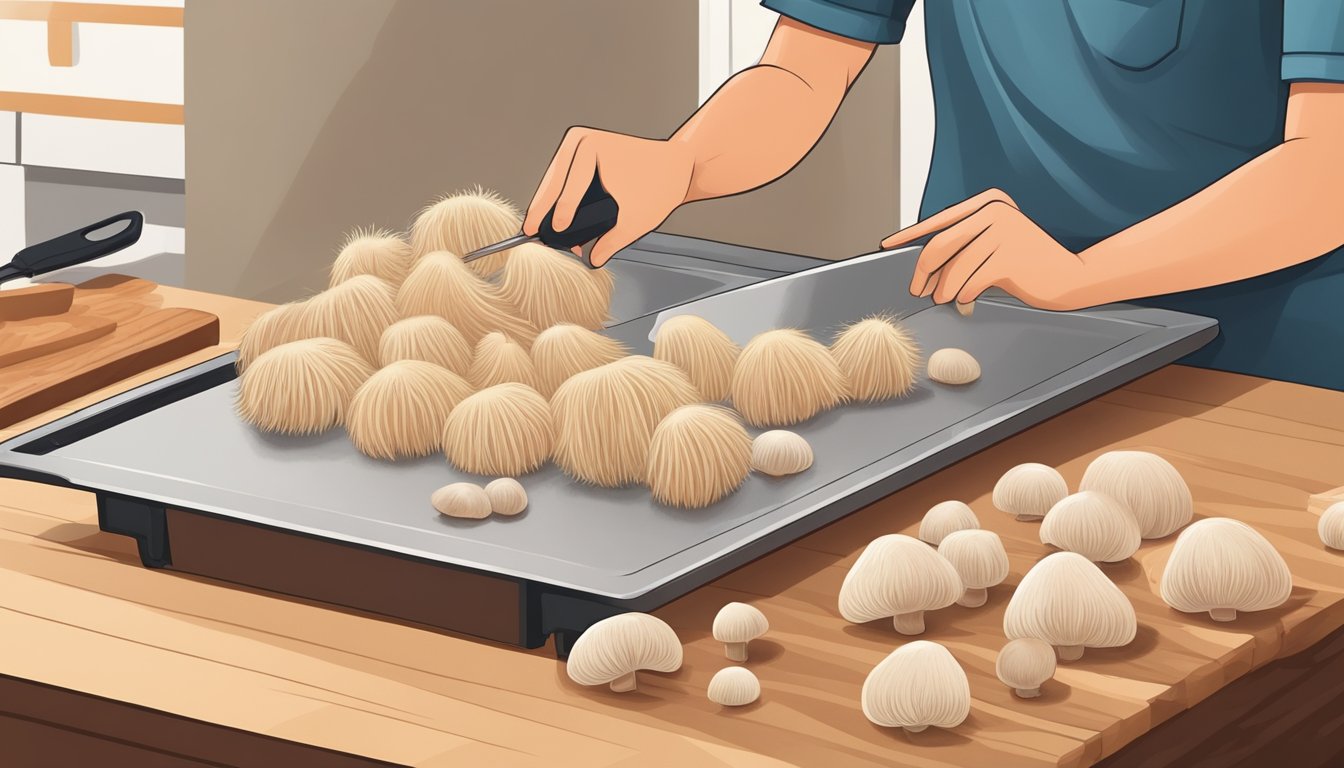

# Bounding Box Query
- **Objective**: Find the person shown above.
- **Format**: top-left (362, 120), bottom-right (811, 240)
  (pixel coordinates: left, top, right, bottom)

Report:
top-left (524, 1), bottom-right (1344, 390)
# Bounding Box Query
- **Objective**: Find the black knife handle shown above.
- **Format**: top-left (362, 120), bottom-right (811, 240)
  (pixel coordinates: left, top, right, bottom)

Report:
top-left (536, 173), bottom-right (619, 253)
top-left (8, 210), bottom-right (145, 279)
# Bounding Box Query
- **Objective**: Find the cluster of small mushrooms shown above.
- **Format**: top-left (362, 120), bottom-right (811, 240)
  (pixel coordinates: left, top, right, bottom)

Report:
top-left (233, 187), bottom-right (983, 516)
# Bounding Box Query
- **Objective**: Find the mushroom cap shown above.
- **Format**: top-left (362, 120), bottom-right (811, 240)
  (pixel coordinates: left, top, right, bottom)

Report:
top-left (993, 463), bottom-right (1068, 520)
top-left (937, 529), bottom-right (1010, 590)
top-left (918, 500), bottom-right (980, 546)
top-left (530, 323), bottom-right (629, 397)
top-left (653, 314), bottom-right (740, 402)
top-left (1039, 491), bottom-right (1142, 563)
top-left (712, 602), bottom-right (769, 644)
top-left (468, 331), bottom-right (538, 390)
top-left (1079, 450), bottom-right (1193, 539)
top-left (235, 338), bottom-right (373, 435)
top-left (565, 613), bottom-right (683, 687)
top-left (431, 482), bottom-right (492, 519)
top-left (707, 667), bottom-right (761, 707)
top-left (996, 638), bottom-right (1056, 691)
top-left (750, 430), bottom-right (814, 476)
top-left (730, 329), bottom-right (847, 427)
top-left (497, 242), bottom-right (614, 330)
top-left (829, 315), bottom-right (921, 402)
top-left (442, 383), bottom-right (555, 476)
top-left (646, 405), bottom-right (752, 508)
top-left (237, 301), bottom-right (308, 372)
top-left (1320, 501), bottom-right (1344, 550)
top-left (378, 315), bottom-right (473, 374)
top-left (926, 348), bottom-right (980, 385)
top-left (484, 477), bottom-right (528, 516)
top-left (409, 187), bottom-right (522, 276)
top-left (330, 227), bottom-right (412, 288)
top-left (1159, 517), bottom-right (1292, 616)
top-left (839, 534), bottom-right (963, 624)
top-left (1004, 552), bottom-right (1137, 650)
top-left (396, 251), bottom-right (538, 347)
top-left (346, 360), bottom-right (473, 459)
top-left (861, 641), bottom-right (970, 730)
top-left (299, 275), bottom-right (400, 364)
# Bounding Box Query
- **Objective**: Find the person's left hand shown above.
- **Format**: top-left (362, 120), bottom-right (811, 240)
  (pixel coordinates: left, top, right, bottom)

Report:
top-left (881, 188), bottom-right (1095, 311)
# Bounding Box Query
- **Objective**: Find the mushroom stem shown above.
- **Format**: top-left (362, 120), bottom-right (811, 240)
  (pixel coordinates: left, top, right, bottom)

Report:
top-left (958, 588), bottom-right (988, 608)
top-left (903, 725), bottom-right (929, 734)
top-left (1014, 687), bottom-right (1042, 699)
top-left (1016, 513), bottom-right (1043, 523)
top-left (1209, 607), bottom-right (1237, 622)
top-left (609, 672), bottom-right (637, 693)
top-left (1056, 644), bottom-right (1084, 661)
top-left (892, 612), bottom-right (926, 635)
top-left (725, 641), bottom-right (749, 662)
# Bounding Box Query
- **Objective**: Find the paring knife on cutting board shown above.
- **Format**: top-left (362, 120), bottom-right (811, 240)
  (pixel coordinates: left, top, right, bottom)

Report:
top-left (0, 211), bottom-right (145, 287)
top-left (464, 174), bottom-right (618, 268)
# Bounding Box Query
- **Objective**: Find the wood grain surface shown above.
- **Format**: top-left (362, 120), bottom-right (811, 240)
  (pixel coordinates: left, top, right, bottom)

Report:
top-left (0, 283), bottom-right (73, 322)
top-left (0, 313), bottom-right (115, 368)
top-left (0, 287), bottom-right (1342, 767)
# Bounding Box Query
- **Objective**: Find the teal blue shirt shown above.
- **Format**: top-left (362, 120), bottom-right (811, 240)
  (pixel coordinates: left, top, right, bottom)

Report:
top-left (762, 0), bottom-right (1344, 390)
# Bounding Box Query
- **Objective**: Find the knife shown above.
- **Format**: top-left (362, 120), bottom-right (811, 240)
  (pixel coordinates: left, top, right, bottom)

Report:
top-left (0, 211), bottom-right (145, 286)
top-left (464, 173), bottom-right (619, 269)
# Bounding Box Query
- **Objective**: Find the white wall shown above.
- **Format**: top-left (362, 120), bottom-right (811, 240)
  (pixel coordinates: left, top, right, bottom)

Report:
top-left (898, 9), bottom-right (934, 227)
top-left (698, 1), bottom-right (779, 105)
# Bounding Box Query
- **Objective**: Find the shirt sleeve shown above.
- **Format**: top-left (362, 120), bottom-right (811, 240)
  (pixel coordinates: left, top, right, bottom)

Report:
top-left (1283, 0), bottom-right (1344, 81)
top-left (760, 0), bottom-right (916, 45)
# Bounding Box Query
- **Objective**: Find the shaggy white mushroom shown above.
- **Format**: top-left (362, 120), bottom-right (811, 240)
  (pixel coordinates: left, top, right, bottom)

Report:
top-left (1004, 552), bottom-right (1137, 661)
top-left (838, 534), bottom-right (963, 635)
top-left (937, 529), bottom-right (1009, 608)
top-left (1159, 517), bottom-right (1292, 622)
top-left (1079, 450), bottom-right (1193, 539)
top-left (707, 667), bottom-right (761, 707)
top-left (1320, 501), bottom-right (1344, 550)
top-left (861, 641), bottom-right (970, 734)
top-left (993, 463), bottom-right (1068, 522)
top-left (1039, 491), bottom-right (1142, 563)
top-left (918, 500), bottom-right (980, 546)
top-left (565, 613), bottom-right (683, 693)
top-left (712, 603), bottom-right (769, 662)
top-left (996, 638), bottom-right (1056, 699)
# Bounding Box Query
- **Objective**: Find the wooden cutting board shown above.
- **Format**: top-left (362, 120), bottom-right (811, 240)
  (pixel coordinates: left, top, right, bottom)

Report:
top-left (0, 284), bottom-right (75, 322)
top-left (0, 314), bottom-right (117, 368)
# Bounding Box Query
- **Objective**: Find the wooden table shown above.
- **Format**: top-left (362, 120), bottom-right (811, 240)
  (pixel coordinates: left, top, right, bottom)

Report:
top-left (3, 285), bottom-right (1343, 768)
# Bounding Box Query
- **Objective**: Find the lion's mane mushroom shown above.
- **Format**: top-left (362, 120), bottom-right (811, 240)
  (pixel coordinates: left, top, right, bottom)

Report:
top-left (236, 301), bottom-right (308, 372)
top-left (442, 383), bottom-right (554, 476)
top-left (330, 227), bottom-right (412, 288)
top-left (937, 529), bottom-right (1009, 607)
top-left (653, 314), bottom-right (740, 402)
top-left (565, 613), bottom-right (683, 693)
top-left (346, 360), bottom-right (472, 459)
top-left (468, 331), bottom-right (538, 390)
top-left (708, 667), bottom-right (761, 707)
top-left (378, 315), bottom-right (473, 374)
top-left (829, 315), bottom-right (921, 402)
top-left (497, 241), bottom-right (614, 330)
top-left (1004, 552), bottom-right (1136, 661)
top-left (993, 463), bottom-right (1068, 522)
top-left (1159, 517), bottom-right (1292, 622)
top-left (396, 251), bottom-right (538, 347)
top-left (1079, 450), bottom-right (1193, 539)
top-left (530, 323), bottom-right (629, 397)
top-left (1320, 501), bottom-right (1344, 550)
top-left (861, 640), bottom-right (970, 734)
top-left (730, 329), bottom-right (847, 427)
top-left (299, 275), bottom-right (399, 364)
top-left (409, 186), bottom-right (522, 276)
top-left (918, 500), bottom-right (980, 546)
top-left (235, 338), bottom-right (373, 435)
top-left (646, 405), bottom-right (752, 509)
top-left (838, 534), bottom-right (963, 635)
top-left (996, 638), bottom-right (1056, 699)
top-left (1038, 491), bottom-right (1141, 563)
top-left (712, 602), bottom-right (768, 662)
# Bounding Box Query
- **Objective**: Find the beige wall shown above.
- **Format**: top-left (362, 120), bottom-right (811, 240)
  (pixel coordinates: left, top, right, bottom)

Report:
top-left (186, 0), bottom-right (900, 302)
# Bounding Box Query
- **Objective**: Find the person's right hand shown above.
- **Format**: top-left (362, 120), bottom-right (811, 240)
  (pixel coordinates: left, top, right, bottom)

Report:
top-left (524, 127), bottom-right (695, 268)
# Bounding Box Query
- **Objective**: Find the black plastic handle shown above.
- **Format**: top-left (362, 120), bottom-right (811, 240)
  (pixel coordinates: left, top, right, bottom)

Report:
top-left (6, 210), bottom-right (145, 280)
top-left (535, 173), bottom-right (619, 253)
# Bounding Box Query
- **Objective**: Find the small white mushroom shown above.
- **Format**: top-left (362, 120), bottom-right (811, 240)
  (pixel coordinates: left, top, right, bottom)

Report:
top-left (750, 430), bottom-right (813, 476)
top-left (918, 500), bottom-right (980, 546)
top-left (996, 638), bottom-right (1056, 699)
top-left (839, 534), bottom-right (963, 635)
top-left (1159, 518), bottom-right (1292, 622)
top-left (431, 482), bottom-right (491, 519)
top-left (993, 463), bottom-right (1068, 522)
top-left (1079, 450), bottom-right (1193, 539)
top-left (937, 529), bottom-right (1010, 607)
top-left (1004, 551), bottom-right (1137, 661)
top-left (1320, 501), bottom-right (1344, 550)
top-left (712, 602), bottom-right (769, 662)
top-left (927, 348), bottom-right (980, 385)
top-left (565, 613), bottom-right (683, 693)
top-left (861, 640), bottom-right (970, 734)
top-left (484, 478), bottom-right (528, 516)
top-left (1039, 491), bottom-right (1141, 563)
top-left (707, 666), bottom-right (760, 707)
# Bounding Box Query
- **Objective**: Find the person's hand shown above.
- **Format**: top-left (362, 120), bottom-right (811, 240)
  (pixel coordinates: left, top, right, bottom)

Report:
top-left (524, 127), bottom-right (695, 268)
top-left (881, 189), bottom-right (1096, 311)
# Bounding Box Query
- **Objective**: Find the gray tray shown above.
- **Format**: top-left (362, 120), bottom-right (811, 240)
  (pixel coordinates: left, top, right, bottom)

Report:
top-left (0, 233), bottom-right (1216, 652)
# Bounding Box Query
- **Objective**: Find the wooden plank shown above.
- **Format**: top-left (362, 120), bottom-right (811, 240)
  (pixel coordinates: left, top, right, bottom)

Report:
top-left (46, 18), bottom-right (72, 67)
top-left (0, 311), bottom-right (115, 367)
top-left (0, 283), bottom-right (72, 321)
top-left (1308, 486), bottom-right (1344, 517)
top-left (0, 91), bottom-right (184, 125)
top-left (0, 2), bottom-right (183, 27)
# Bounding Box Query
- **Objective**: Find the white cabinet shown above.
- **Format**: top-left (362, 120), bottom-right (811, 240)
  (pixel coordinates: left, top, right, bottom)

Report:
top-left (0, 20), bottom-right (183, 105)
top-left (22, 114), bottom-right (184, 179)
top-left (0, 111), bottom-right (15, 164)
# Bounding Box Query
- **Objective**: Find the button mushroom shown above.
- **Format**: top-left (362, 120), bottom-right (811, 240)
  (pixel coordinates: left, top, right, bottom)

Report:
top-left (484, 478), bottom-right (528, 516)
top-left (937, 529), bottom-right (1010, 607)
top-left (1158, 518), bottom-right (1292, 622)
top-left (1038, 491), bottom-right (1141, 563)
top-left (707, 666), bottom-right (761, 707)
top-left (918, 500), bottom-right (980, 546)
top-left (861, 640), bottom-right (970, 734)
top-left (926, 348), bottom-right (980, 385)
top-left (712, 602), bottom-right (768, 662)
top-left (996, 638), bottom-right (1056, 699)
top-left (993, 463), bottom-right (1068, 522)
top-left (565, 613), bottom-right (683, 693)
top-left (839, 534), bottom-right (963, 635)
top-left (1320, 501), bottom-right (1344, 550)
top-left (1079, 450), bottom-right (1193, 539)
top-left (1004, 551), bottom-right (1137, 661)
top-left (750, 430), bottom-right (814, 477)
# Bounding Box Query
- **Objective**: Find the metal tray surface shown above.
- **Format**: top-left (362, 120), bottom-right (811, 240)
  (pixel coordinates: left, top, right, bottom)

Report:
top-left (0, 236), bottom-right (1217, 603)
